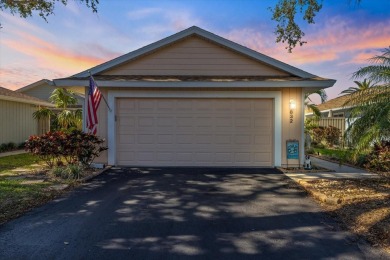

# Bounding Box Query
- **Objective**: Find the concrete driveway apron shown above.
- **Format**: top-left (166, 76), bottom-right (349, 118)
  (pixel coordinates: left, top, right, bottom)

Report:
top-left (0, 167), bottom-right (384, 259)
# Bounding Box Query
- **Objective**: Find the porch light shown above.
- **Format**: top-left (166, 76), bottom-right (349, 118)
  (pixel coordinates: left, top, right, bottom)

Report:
top-left (289, 99), bottom-right (296, 110)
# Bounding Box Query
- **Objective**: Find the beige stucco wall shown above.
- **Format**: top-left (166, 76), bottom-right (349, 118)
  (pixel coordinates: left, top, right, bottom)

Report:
top-left (103, 36), bottom-right (290, 77)
top-left (0, 99), bottom-right (40, 144)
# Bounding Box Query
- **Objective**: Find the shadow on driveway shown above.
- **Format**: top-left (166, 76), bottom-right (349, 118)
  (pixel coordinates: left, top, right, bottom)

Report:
top-left (0, 167), bottom-right (381, 259)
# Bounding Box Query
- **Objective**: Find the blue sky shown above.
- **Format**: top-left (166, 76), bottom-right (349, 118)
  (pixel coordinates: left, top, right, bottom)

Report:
top-left (0, 0), bottom-right (389, 103)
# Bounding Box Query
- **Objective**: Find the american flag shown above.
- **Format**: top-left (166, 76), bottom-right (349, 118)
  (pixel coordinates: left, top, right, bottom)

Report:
top-left (86, 76), bottom-right (102, 135)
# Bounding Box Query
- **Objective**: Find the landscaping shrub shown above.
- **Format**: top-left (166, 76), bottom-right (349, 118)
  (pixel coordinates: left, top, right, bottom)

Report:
top-left (0, 143), bottom-right (7, 152)
top-left (0, 142), bottom-right (18, 153)
top-left (305, 147), bottom-right (315, 155)
top-left (25, 131), bottom-right (67, 167)
top-left (324, 126), bottom-right (341, 147)
top-left (6, 142), bottom-right (16, 150)
top-left (52, 164), bottom-right (84, 179)
top-left (355, 153), bottom-right (369, 168)
top-left (313, 142), bottom-right (325, 149)
top-left (311, 127), bottom-right (325, 144)
top-left (18, 142), bottom-right (26, 149)
top-left (25, 130), bottom-right (107, 168)
top-left (365, 141), bottom-right (390, 172)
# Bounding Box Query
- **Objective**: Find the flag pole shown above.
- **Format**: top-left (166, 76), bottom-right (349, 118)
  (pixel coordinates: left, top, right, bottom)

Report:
top-left (89, 71), bottom-right (112, 112)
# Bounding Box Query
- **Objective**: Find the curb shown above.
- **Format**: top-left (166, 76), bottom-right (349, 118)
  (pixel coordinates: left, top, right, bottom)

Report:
top-left (45, 166), bottom-right (113, 191)
top-left (80, 165), bottom-right (112, 182)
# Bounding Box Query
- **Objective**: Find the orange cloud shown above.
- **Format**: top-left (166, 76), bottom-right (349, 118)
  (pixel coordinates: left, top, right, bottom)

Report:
top-left (2, 32), bottom-right (110, 72)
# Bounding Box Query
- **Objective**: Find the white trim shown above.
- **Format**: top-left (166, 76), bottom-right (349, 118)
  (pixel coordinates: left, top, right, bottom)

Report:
top-left (107, 90), bottom-right (282, 167)
top-left (74, 26), bottom-right (319, 78)
top-left (82, 87), bottom-right (88, 132)
top-left (54, 79), bottom-right (336, 89)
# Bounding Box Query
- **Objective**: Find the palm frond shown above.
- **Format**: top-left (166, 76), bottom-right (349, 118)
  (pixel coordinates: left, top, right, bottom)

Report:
top-left (33, 107), bottom-right (54, 120)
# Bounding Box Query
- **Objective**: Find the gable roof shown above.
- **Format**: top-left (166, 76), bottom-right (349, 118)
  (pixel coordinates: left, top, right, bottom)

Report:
top-left (54, 26), bottom-right (336, 89)
top-left (0, 87), bottom-right (54, 107)
top-left (73, 26), bottom-right (315, 79)
top-left (16, 79), bottom-right (53, 93)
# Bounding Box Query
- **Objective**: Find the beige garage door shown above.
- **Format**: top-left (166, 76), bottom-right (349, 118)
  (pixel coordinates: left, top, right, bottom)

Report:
top-left (116, 98), bottom-right (274, 167)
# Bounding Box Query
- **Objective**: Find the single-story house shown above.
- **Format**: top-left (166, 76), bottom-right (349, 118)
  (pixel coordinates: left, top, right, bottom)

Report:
top-left (54, 26), bottom-right (336, 167)
top-left (0, 86), bottom-right (54, 145)
top-left (16, 79), bottom-right (85, 106)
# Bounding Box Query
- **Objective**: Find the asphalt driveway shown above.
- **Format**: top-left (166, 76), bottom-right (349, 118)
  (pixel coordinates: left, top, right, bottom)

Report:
top-left (0, 167), bottom-right (382, 259)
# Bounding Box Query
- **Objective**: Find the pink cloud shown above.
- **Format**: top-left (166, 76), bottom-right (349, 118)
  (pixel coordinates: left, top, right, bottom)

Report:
top-left (0, 30), bottom-right (122, 90)
top-left (225, 17), bottom-right (390, 66)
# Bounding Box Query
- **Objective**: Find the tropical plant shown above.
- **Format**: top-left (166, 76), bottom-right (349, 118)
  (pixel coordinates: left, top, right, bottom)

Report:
top-left (305, 89), bottom-right (328, 118)
top-left (341, 79), bottom-right (376, 95)
top-left (323, 125), bottom-right (341, 147)
top-left (364, 141), bottom-right (390, 172)
top-left (33, 88), bottom-right (82, 131)
top-left (343, 47), bottom-right (390, 156)
top-left (25, 130), bottom-right (107, 168)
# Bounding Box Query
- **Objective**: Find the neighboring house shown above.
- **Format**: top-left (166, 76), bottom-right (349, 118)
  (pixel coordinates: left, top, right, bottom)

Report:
top-left (305, 95), bottom-right (352, 135)
top-left (0, 87), bottom-right (54, 145)
top-left (16, 79), bottom-right (85, 106)
top-left (54, 26), bottom-right (335, 167)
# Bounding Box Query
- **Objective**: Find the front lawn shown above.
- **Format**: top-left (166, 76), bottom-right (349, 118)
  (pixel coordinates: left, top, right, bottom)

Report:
top-left (0, 153), bottom-right (44, 175)
top-left (0, 153), bottom-right (65, 224)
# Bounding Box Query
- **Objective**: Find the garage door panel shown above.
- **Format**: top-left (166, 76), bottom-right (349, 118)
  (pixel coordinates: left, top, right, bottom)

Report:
top-left (116, 98), bottom-right (273, 166)
top-left (157, 134), bottom-right (174, 144)
top-left (118, 134), bottom-right (135, 144)
top-left (254, 153), bottom-right (272, 163)
top-left (255, 118), bottom-right (272, 127)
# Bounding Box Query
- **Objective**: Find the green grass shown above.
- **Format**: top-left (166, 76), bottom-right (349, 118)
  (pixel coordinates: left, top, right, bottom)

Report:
top-left (313, 147), bottom-right (353, 159)
top-left (0, 153), bottom-right (65, 224)
top-left (0, 178), bottom-right (61, 224)
top-left (0, 153), bottom-right (44, 175)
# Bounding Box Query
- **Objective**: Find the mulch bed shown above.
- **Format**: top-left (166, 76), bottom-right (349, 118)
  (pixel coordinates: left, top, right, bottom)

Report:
top-left (298, 177), bottom-right (390, 253)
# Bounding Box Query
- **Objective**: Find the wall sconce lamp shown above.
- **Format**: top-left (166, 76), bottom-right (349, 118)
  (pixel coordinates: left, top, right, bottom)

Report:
top-left (289, 99), bottom-right (296, 110)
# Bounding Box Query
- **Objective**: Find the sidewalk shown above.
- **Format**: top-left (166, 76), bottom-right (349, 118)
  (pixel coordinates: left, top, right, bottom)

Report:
top-left (0, 150), bottom-right (27, 158)
top-left (285, 156), bottom-right (379, 181)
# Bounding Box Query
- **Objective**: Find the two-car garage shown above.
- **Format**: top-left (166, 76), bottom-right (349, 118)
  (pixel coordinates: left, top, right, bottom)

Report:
top-left (115, 98), bottom-right (274, 167)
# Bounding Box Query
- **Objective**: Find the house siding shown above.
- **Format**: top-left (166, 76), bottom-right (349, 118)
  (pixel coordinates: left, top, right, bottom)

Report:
top-left (103, 36), bottom-right (290, 77)
top-left (0, 99), bottom-right (39, 144)
top-left (281, 87), bottom-right (303, 167)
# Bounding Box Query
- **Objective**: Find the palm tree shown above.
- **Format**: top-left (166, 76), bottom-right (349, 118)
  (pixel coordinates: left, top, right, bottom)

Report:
top-left (340, 79), bottom-right (375, 95)
top-left (305, 89), bottom-right (328, 118)
top-left (33, 88), bottom-right (82, 131)
top-left (343, 47), bottom-right (390, 155)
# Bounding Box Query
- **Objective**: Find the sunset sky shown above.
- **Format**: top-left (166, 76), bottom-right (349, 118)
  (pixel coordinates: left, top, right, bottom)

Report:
top-left (0, 0), bottom-right (389, 103)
